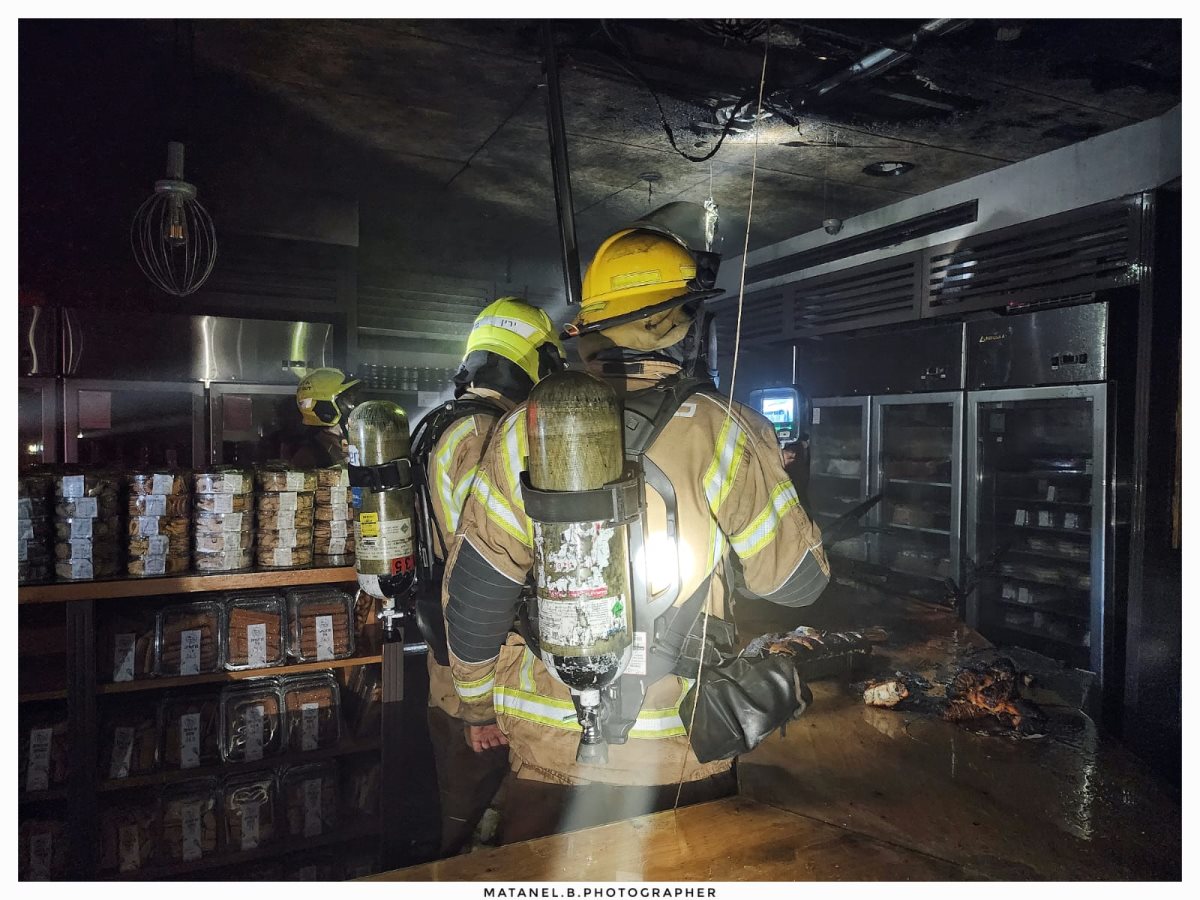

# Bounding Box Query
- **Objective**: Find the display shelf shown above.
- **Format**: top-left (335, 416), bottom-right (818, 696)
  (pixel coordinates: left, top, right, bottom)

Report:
top-left (103, 821), bottom-right (382, 881)
top-left (19, 567), bottom-right (357, 605)
top-left (810, 472), bottom-right (862, 481)
top-left (995, 495), bottom-right (1093, 508)
top-left (881, 523), bottom-right (951, 536)
top-left (885, 479), bottom-right (952, 488)
top-left (18, 687), bottom-right (68, 703)
top-left (999, 522), bottom-right (1091, 537)
top-left (1005, 547), bottom-right (1091, 565)
top-left (98, 736), bottom-right (381, 793)
top-left (997, 468), bottom-right (1092, 479)
top-left (97, 653), bottom-right (382, 695)
top-left (990, 596), bottom-right (1090, 623)
top-left (19, 787), bottom-right (68, 804)
top-left (986, 619), bottom-right (1090, 651)
top-left (989, 572), bottom-right (1090, 591)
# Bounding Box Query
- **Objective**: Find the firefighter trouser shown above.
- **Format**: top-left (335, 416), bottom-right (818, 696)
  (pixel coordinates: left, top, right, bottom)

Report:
top-left (426, 707), bottom-right (509, 856)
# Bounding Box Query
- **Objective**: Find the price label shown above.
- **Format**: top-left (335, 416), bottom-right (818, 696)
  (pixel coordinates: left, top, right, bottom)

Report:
top-left (211, 493), bottom-right (234, 514)
top-left (26, 728), bottom-right (52, 792)
top-left (275, 528), bottom-right (298, 546)
top-left (1002, 583), bottom-right (1017, 600)
top-left (70, 516), bottom-right (93, 538)
top-left (276, 509), bottom-right (296, 531)
top-left (223, 473), bottom-right (244, 493)
top-left (142, 495), bottom-right (167, 517)
top-left (143, 555), bottom-right (166, 576)
top-left (277, 491), bottom-right (298, 511)
top-left (136, 516), bottom-right (159, 536)
top-left (61, 474), bottom-right (84, 498)
top-left (113, 632), bottom-right (136, 682)
top-left (68, 559), bottom-right (93, 580)
top-left (247, 623), bottom-right (268, 667)
top-left (29, 831), bottom-right (52, 879)
top-left (179, 713), bottom-right (201, 769)
top-left (241, 801), bottom-right (261, 851)
top-left (69, 538), bottom-right (93, 560)
top-left (329, 519), bottom-right (348, 539)
top-left (329, 486), bottom-right (348, 507)
top-left (286, 471), bottom-right (306, 491)
top-left (109, 726), bottom-right (135, 779)
top-left (18, 520), bottom-right (33, 540)
top-left (273, 547), bottom-right (294, 567)
top-left (73, 496), bottom-right (98, 518)
top-left (179, 629), bottom-right (202, 676)
top-left (315, 615), bottom-right (335, 661)
top-left (149, 534), bottom-right (170, 555)
top-left (1018, 586), bottom-right (1032, 605)
top-left (1038, 510), bottom-right (1054, 528)
top-left (1014, 509), bottom-right (1029, 526)
top-left (326, 537), bottom-right (347, 556)
top-left (244, 704), bottom-right (265, 761)
top-left (17, 497), bottom-right (32, 518)
top-left (152, 473), bottom-right (174, 495)
top-left (118, 824), bottom-right (141, 873)
top-left (1046, 484), bottom-right (1058, 502)
top-left (303, 778), bottom-right (324, 837)
top-left (213, 512), bottom-right (243, 532)
top-left (301, 702), bottom-right (320, 751)
top-left (181, 801), bottom-right (203, 862)
top-left (1064, 512), bottom-right (1081, 530)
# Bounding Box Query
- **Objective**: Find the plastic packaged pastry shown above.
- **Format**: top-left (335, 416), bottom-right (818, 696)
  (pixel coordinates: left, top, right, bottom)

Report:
top-left (194, 548), bottom-right (254, 573)
top-left (257, 491), bottom-right (315, 513)
top-left (316, 465), bottom-right (350, 489)
top-left (128, 470), bottom-right (190, 496)
top-left (257, 527), bottom-right (314, 551)
top-left (220, 680), bottom-right (283, 763)
top-left (223, 592), bottom-right (287, 670)
top-left (255, 465), bottom-right (318, 493)
top-left (157, 602), bottom-right (223, 675)
top-left (18, 474), bottom-right (54, 585)
top-left (98, 799), bottom-right (160, 874)
top-left (256, 546), bottom-right (314, 569)
top-left (99, 701), bottom-right (160, 780)
top-left (98, 609), bottom-right (157, 683)
top-left (286, 588), bottom-right (355, 661)
top-left (281, 673), bottom-right (341, 753)
top-left (192, 467), bottom-right (253, 495)
top-left (281, 761), bottom-right (339, 839)
top-left (19, 818), bottom-right (68, 880)
top-left (161, 693), bottom-right (222, 769)
top-left (222, 771), bottom-right (279, 852)
top-left (194, 492), bottom-right (253, 514)
top-left (128, 491), bottom-right (192, 517)
top-left (257, 506), bottom-right (315, 531)
top-left (20, 715), bottom-right (68, 793)
top-left (193, 527), bottom-right (255, 553)
top-left (161, 779), bottom-right (220, 863)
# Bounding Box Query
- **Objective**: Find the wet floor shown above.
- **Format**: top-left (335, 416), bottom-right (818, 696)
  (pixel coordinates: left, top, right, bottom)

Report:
top-left (733, 582), bottom-right (1182, 880)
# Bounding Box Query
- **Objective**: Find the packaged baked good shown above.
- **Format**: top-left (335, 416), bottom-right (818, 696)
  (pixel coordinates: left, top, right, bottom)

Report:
top-left (257, 491), bottom-right (315, 514)
top-left (257, 527), bottom-right (314, 551)
top-left (55, 494), bottom-right (122, 519)
top-left (127, 510), bottom-right (191, 577)
top-left (161, 779), bottom-right (220, 863)
top-left (316, 465), bottom-right (350, 489)
top-left (55, 471), bottom-right (121, 502)
top-left (193, 527), bottom-right (255, 553)
top-left (128, 515), bottom-right (189, 539)
top-left (128, 553), bottom-right (191, 577)
top-left (157, 602), bottom-right (223, 675)
top-left (313, 501), bottom-right (356, 523)
top-left (282, 673), bottom-right (341, 753)
top-left (97, 609), bottom-right (157, 683)
top-left (161, 693), bottom-right (221, 769)
top-left (257, 506), bottom-right (315, 531)
top-left (18, 475), bottom-right (53, 585)
top-left (194, 492), bottom-right (252, 514)
top-left (192, 467), bottom-right (253, 495)
top-left (129, 532), bottom-right (190, 556)
top-left (256, 465), bottom-right (318, 493)
top-left (281, 761), bottom-right (339, 839)
top-left (54, 515), bottom-right (122, 542)
top-left (98, 799), bottom-right (159, 873)
top-left (223, 771), bottom-right (279, 852)
top-left (312, 518), bottom-right (353, 557)
top-left (193, 548), bottom-right (254, 573)
top-left (129, 491), bottom-right (192, 517)
top-left (19, 818), bottom-right (67, 880)
top-left (20, 714), bottom-right (68, 793)
top-left (257, 546), bottom-right (314, 569)
top-left (99, 701), bottom-right (160, 780)
top-left (220, 680), bottom-right (283, 762)
top-left (286, 588), bottom-right (355, 661)
top-left (223, 592), bottom-right (287, 670)
top-left (128, 470), bottom-right (190, 497)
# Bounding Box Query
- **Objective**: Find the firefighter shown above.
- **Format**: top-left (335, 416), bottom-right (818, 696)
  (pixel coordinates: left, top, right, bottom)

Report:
top-left (411, 297), bottom-right (565, 854)
top-left (441, 204), bottom-right (830, 842)
top-left (292, 367), bottom-right (360, 467)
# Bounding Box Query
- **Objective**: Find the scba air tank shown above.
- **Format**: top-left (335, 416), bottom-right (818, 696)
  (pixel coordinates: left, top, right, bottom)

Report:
top-left (346, 400), bottom-right (416, 616)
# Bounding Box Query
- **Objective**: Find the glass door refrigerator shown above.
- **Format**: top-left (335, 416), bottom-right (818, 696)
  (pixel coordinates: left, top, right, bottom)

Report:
top-left (807, 396), bottom-right (871, 565)
top-left (869, 392), bottom-right (963, 601)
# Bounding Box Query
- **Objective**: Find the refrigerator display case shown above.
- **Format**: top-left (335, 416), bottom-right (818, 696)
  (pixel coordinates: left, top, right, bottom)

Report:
top-left (63, 380), bottom-right (205, 469)
top-left (807, 396), bottom-right (870, 563)
top-left (966, 384), bottom-right (1107, 673)
top-left (869, 392), bottom-right (963, 597)
top-left (19, 378), bottom-right (58, 465)
top-left (209, 383), bottom-right (310, 466)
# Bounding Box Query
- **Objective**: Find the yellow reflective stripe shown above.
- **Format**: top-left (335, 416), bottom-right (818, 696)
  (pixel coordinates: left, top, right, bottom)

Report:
top-left (450, 464), bottom-right (478, 528)
top-left (453, 673), bottom-right (495, 699)
top-left (519, 648), bottom-right (537, 692)
top-left (706, 517), bottom-right (727, 574)
top-left (471, 472), bottom-right (531, 546)
top-left (703, 416), bottom-right (747, 514)
top-left (434, 417), bottom-right (478, 532)
top-left (731, 481), bottom-right (800, 559)
top-left (494, 686), bottom-right (687, 739)
top-left (498, 417), bottom-right (533, 543)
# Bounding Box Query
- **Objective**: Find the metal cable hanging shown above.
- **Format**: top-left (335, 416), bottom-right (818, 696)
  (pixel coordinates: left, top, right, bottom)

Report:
top-left (130, 140), bottom-right (217, 296)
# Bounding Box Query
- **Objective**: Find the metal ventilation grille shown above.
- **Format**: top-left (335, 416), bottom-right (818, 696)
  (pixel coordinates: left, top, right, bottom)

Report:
top-left (709, 287), bottom-right (789, 358)
top-left (358, 283), bottom-right (488, 339)
top-left (925, 199), bottom-right (1138, 314)
top-left (791, 254), bottom-right (920, 337)
top-left (201, 235), bottom-right (342, 309)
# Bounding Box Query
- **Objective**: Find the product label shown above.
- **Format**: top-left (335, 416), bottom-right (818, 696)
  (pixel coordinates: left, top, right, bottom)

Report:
top-left (626, 631), bottom-right (648, 676)
top-left (148, 535), bottom-right (170, 556)
top-left (211, 493), bottom-right (234, 514)
top-left (73, 496), bottom-right (98, 518)
top-left (18, 519), bottom-right (33, 540)
top-left (152, 473), bottom-right (174, 495)
top-left (69, 538), bottom-right (93, 560)
top-left (224, 473), bottom-right (244, 494)
top-left (180, 801), bottom-right (202, 861)
top-left (302, 778), bottom-right (324, 837)
top-left (61, 474), bottom-right (84, 498)
top-left (18, 538), bottom-right (27, 562)
top-left (273, 548), bottom-right (294, 567)
top-left (67, 559), bottom-right (93, 580)
top-left (1014, 509), bottom-right (1029, 527)
top-left (113, 633), bottom-right (136, 682)
top-left (70, 516), bottom-right (93, 538)
top-left (1046, 484), bottom-right (1058, 502)
top-left (17, 497), bottom-right (32, 519)
top-left (315, 615), bottom-right (335, 661)
top-left (142, 495), bottom-right (167, 517)
top-left (241, 802), bottom-right (261, 851)
top-left (26, 728), bottom-right (52, 791)
top-left (277, 491), bottom-right (298, 511)
top-left (109, 726), bottom-right (135, 779)
top-left (329, 486), bottom-right (348, 508)
top-left (1002, 583), bottom-right (1017, 600)
top-left (247, 623), bottom-right (268, 667)
top-left (286, 471), bottom-right (306, 492)
top-left (1018, 586), bottom-right (1032, 605)
top-left (179, 713), bottom-right (201, 768)
top-left (275, 528), bottom-right (298, 547)
top-left (207, 511), bottom-right (242, 532)
top-left (244, 704), bottom-right (265, 760)
top-left (326, 537), bottom-right (347, 556)
top-left (359, 512), bottom-right (380, 538)
top-left (29, 832), bottom-right (51, 879)
top-left (1064, 512), bottom-right (1081, 530)
top-left (339, 468), bottom-right (350, 488)
top-left (811, 407), bottom-right (821, 425)
top-left (143, 555), bottom-right (166, 576)
top-left (179, 629), bottom-right (202, 676)
top-left (118, 824), bottom-right (141, 872)
top-left (328, 519), bottom-right (348, 539)
top-left (1038, 510), bottom-right (1054, 528)
top-left (275, 509), bottom-right (296, 532)
top-left (301, 702), bottom-right (320, 751)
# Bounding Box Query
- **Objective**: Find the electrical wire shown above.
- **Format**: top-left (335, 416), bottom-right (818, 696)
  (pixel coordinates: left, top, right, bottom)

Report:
top-left (673, 24), bottom-right (771, 810)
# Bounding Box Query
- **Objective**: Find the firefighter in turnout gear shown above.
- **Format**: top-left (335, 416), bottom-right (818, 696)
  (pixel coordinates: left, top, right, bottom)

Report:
top-left (410, 297), bottom-right (565, 855)
top-left (442, 203), bottom-right (831, 841)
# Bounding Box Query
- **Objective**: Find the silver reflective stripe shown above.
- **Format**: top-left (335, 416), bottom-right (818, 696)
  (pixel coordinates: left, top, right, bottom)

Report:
top-left (703, 413), bottom-right (746, 514)
top-left (472, 315), bottom-right (541, 340)
top-left (731, 481), bottom-right (800, 559)
top-left (454, 674), bottom-right (495, 699)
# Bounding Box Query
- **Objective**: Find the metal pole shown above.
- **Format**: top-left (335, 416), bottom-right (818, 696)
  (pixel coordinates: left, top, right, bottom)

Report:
top-left (541, 20), bottom-right (583, 306)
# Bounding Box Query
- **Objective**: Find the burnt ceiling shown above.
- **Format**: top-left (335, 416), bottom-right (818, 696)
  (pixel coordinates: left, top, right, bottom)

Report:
top-left (19, 18), bottom-right (1180, 319)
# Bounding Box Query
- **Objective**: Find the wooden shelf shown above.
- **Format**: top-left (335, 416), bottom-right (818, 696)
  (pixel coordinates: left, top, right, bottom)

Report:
top-left (98, 736), bottom-right (381, 793)
top-left (19, 566), bottom-right (357, 605)
top-left (97, 653), bottom-right (382, 695)
top-left (19, 787), bottom-right (67, 804)
top-left (18, 687), bottom-right (68, 703)
top-left (103, 821), bottom-right (381, 880)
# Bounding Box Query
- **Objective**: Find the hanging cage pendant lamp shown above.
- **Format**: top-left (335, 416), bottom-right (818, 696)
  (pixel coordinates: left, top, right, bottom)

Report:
top-left (131, 140), bottom-right (217, 296)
